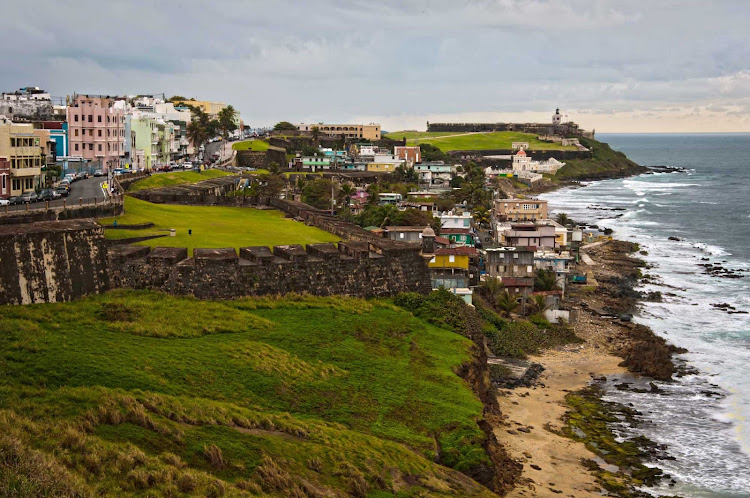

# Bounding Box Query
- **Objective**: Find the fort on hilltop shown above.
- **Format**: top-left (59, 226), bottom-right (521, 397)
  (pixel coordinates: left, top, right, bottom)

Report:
top-left (426, 108), bottom-right (595, 138)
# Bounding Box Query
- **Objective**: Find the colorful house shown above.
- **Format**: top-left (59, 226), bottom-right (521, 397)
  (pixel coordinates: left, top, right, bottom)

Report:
top-left (440, 228), bottom-right (473, 246)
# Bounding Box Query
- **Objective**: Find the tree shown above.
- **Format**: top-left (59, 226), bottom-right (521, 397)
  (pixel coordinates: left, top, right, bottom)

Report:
top-left (528, 294), bottom-right (549, 315)
top-left (274, 121), bottom-right (298, 131)
top-left (257, 173), bottom-right (284, 198)
top-left (436, 193), bottom-right (455, 212)
top-left (555, 212), bottom-right (572, 227)
top-left (301, 144), bottom-right (321, 157)
top-left (269, 162), bottom-right (281, 175)
top-left (419, 143), bottom-right (448, 162)
top-left (187, 107), bottom-right (211, 156)
top-left (311, 126), bottom-right (321, 145)
top-left (338, 183), bottom-right (354, 207)
top-left (534, 269), bottom-right (558, 292)
top-left (218, 105), bottom-right (238, 141)
top-left (295, 175), bottom-right (307, 194)
top-left (357, 204), bottom-right (399, 228)
top-left (302, 178), bottom-right (338, 210)
top-left (365, 183), bottom-right (381, 206)
top-left (393, 164), bottom-right (418, 183)
top-left (496, 291), bottom-right (519, 318)
top-left (472, 207), bottom-right (491, 228)
top-left (480, 277), bottom-right (504, 302)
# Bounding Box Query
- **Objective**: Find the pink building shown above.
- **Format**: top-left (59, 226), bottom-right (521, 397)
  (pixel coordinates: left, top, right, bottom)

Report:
top-left (67, 95), bottom-right (125, 170)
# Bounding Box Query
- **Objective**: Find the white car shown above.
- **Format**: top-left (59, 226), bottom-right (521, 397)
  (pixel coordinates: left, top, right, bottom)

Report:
top-left (0, 199), bottom-right (9, 206)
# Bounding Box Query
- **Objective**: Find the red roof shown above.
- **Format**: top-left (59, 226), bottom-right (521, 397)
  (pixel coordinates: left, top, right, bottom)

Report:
top-left (516, 149), bottom-right (527, 156)
top-left (440, 228), bottom-right (471, 234)
top-left (435, 247), bottom-right (479, 256)
top-left (435, 236), bottom-right (451, 245)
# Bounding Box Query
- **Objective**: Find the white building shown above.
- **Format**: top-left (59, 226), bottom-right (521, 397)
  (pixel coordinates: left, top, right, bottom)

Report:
top-left (440, 212), bottom-right (472, 230)
top-left (512, 149), bottom-right (565, 175)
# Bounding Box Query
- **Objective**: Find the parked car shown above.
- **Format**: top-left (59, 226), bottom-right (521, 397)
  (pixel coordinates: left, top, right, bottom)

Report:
top-left (58, 179), bottom-right (71, 189)
top-left (38, 189), bottom-right (61, 201)
top-left (0, 198), bottom-right (9, 206)
top-left (18, 191), bottom-right (39, 203)
top-left (54, 186), bottom-right (70, 197)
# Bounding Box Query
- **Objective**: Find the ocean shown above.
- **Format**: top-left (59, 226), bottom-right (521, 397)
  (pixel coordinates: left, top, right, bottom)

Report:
top-left (540, 133), bottom-right (750, 497)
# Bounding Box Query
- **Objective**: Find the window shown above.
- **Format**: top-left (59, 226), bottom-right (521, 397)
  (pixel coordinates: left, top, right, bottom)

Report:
top-left (75, 144), bottom-right (79, 151)
top-left (74, 129), bottom-right (79, 137)
top-left (89, 144), bottom-right (93, 151)
top-left (98, 130), bottom-right (102, 137)
top-left (88, 115), bottom-right (92, 123)
top-left (98, 144), bottom-right (102, 151)
top-left (74, 115), bottom-right (79, 122)
top-left (449, 255), bottom-right (455, 263)
top-left (98, 115), bottom-right (102, 123)
top-left (1, 175), bottom-right (5, 190)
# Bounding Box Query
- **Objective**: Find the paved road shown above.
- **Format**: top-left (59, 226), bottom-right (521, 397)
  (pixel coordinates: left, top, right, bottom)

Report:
top-left (2, 177), bottom-right (108, 213)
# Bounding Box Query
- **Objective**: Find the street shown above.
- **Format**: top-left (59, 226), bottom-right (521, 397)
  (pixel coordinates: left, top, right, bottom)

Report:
top-left (3, 177), bottom-right (108, 212)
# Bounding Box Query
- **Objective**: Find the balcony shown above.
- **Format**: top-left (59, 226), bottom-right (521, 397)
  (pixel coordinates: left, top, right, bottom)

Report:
top-left (10, 146), bottom-right (40, 157)
top-left (12, 167), bottom-right (42, 178)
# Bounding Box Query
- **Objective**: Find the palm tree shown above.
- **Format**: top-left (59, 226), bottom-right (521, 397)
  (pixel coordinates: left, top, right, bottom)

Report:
top-left (555, 212), bottom-right (571, 227)
top-left (295, 175), bottom-right (307, 194)
top-left (311, 126), bottom-right (321, 145)
top-left (480, 277), bottom-right (503, 302)
top-left (534, 269), bottom-right (558, 292)
top-left (496, 291), bottom-right (519, 318)
top-left (528, 294), bottom-right (549, 315)
top-left (217, 105), bottom-right (238, 157)
top-left (338, 183), bottom-right (354, 207)
top-left (472, 207), bottom-right (491, 228)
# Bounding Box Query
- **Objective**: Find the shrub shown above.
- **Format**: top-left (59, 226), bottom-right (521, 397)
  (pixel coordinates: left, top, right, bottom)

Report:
top-left (203, 444), bottom-right (225, 470)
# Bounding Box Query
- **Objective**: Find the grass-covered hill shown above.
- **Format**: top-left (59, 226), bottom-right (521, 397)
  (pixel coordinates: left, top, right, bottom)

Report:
top-left (554, 137), bottom-right (647, 181)
top-left (0, 290), bottom-right (500, 497)
top-left (385, 131), bottom-right (577, 151)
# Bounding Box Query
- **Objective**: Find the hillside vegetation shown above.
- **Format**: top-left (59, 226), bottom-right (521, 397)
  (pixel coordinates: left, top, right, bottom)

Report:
top-left (0, 290), bottom-right (497, 497)
top-left (128, 170), bottom-right (234, 192)
top-left (555, 137), bottom-right (647, 180)
top-left (100, 197), bottom-right (340, 254)
top-left (385, 131), bottom-right (577, 151)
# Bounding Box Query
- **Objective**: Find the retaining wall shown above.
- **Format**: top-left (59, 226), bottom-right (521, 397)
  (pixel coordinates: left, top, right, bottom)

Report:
top-left (0, 220), bottom-right (110, 305)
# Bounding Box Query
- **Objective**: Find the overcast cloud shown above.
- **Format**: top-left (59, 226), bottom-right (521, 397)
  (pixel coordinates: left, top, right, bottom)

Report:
top-left (1, 0), bottom-right (749, 132)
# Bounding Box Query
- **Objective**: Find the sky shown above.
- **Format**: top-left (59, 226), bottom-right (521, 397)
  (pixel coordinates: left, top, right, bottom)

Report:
top-left (1, 0), bottom-right (750, 133)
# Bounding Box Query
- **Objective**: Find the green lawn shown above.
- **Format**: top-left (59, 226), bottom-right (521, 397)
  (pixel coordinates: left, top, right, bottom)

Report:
top-left (232, 140), bottom-right (270, 151)
top-left (0, 291), bottom-right (494, 497)
top-left (100, 196), bottom-right (340, 254)
top-left (128, 170), bottom-right (234, 192)
top-left (385, 131), bottom-right (577, 151)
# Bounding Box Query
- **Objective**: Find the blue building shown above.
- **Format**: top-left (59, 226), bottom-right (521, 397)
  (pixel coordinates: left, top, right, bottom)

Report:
top-left (49, 123), bottom-right (68, 157)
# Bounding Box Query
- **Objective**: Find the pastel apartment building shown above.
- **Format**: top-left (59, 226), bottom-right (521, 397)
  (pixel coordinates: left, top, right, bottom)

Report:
top-left (67, 95), bottom-right (125, 170)
top-left (297, 123), bottom-right (381, 141)
top-left (494, 198), bottom-right (548, 222)
top-left (0, 118), bottom-right (50, 197)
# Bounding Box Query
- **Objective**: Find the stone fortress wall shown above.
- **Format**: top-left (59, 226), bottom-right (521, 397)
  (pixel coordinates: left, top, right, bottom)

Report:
top-left (0, 175), bottom-right (433, 304)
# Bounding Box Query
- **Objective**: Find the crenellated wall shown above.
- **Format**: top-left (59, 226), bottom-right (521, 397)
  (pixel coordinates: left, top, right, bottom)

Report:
top-left (109, 241), bottom-right (432, 299)
top-left (0, 220), bottom-right (110, 305)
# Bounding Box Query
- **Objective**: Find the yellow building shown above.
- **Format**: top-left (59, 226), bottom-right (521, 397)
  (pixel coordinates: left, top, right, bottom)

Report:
top-left (494, 199), bottom-right (548, 222)
top-left (0, 120), bottom-right (49, 195)
top-left (175, 99), bottom-right (226, 117)
top-left (366, 161), bottom-right (399, 172)
top-left (297, 123), bottom-right (381, 140)
top-left (428, 248), bottom-right (474, 270)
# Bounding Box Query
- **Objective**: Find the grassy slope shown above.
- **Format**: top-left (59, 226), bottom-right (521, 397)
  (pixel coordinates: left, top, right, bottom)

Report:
top-left (100, 196), bottom-right (340, 254)
top-left (0, 291), bottom-right (494, 497)
top-left (128, 170), bottom-right (234, 192)
top-left (554, 137), bottom-right (647, 180)
top-left (385, 131), bottom-right (577, 151)
top-left (232, 140), bottom-right (270, 152)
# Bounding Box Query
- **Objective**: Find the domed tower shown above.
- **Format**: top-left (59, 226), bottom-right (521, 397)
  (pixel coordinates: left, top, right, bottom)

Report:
top-left (552, 108), bottom-right (562, 125)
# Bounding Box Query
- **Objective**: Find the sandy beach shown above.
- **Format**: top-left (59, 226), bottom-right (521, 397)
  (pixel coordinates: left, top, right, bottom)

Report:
top-left (494, 240), bottom-right (652, 497)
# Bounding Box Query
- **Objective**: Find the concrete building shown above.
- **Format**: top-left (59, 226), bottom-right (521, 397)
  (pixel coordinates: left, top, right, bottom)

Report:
top-left (0, 157), bottom-right (10, 198)
top-left (494, 199), bottom-right (548, 222)
top-left (439, 212), bottom-right (472, 230)
top-left (297, 123), bottom-right (381, 141)
top-left (67, 95), bottom-right (125, 171)
top-left (512, 149), bottom-right (565, 175)
top-left (485, 246), bottom-right (535, 295)
top-left (366, 154), bottom-right (404, 172)
top-left (0, 87), bottom-right (55, 122)
top-left (385, 226), bottom-right (428, 243)
top-left (394, 145), bottom-right (421, 166)
top-left (502, 222), bottom-right (557, 249)
top-left (0, 119), bottom-right (50, 196)
top-left (415, 161), bottom-right (453, 188)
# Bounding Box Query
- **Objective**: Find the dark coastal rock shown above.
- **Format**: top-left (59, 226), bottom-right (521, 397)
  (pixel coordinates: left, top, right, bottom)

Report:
top-left (668, 236), bottom-right (683, 241)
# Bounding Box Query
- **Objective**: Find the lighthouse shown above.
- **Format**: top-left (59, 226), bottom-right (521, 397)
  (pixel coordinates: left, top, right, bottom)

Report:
top-left (552, 108), bottom-right (562, 125)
